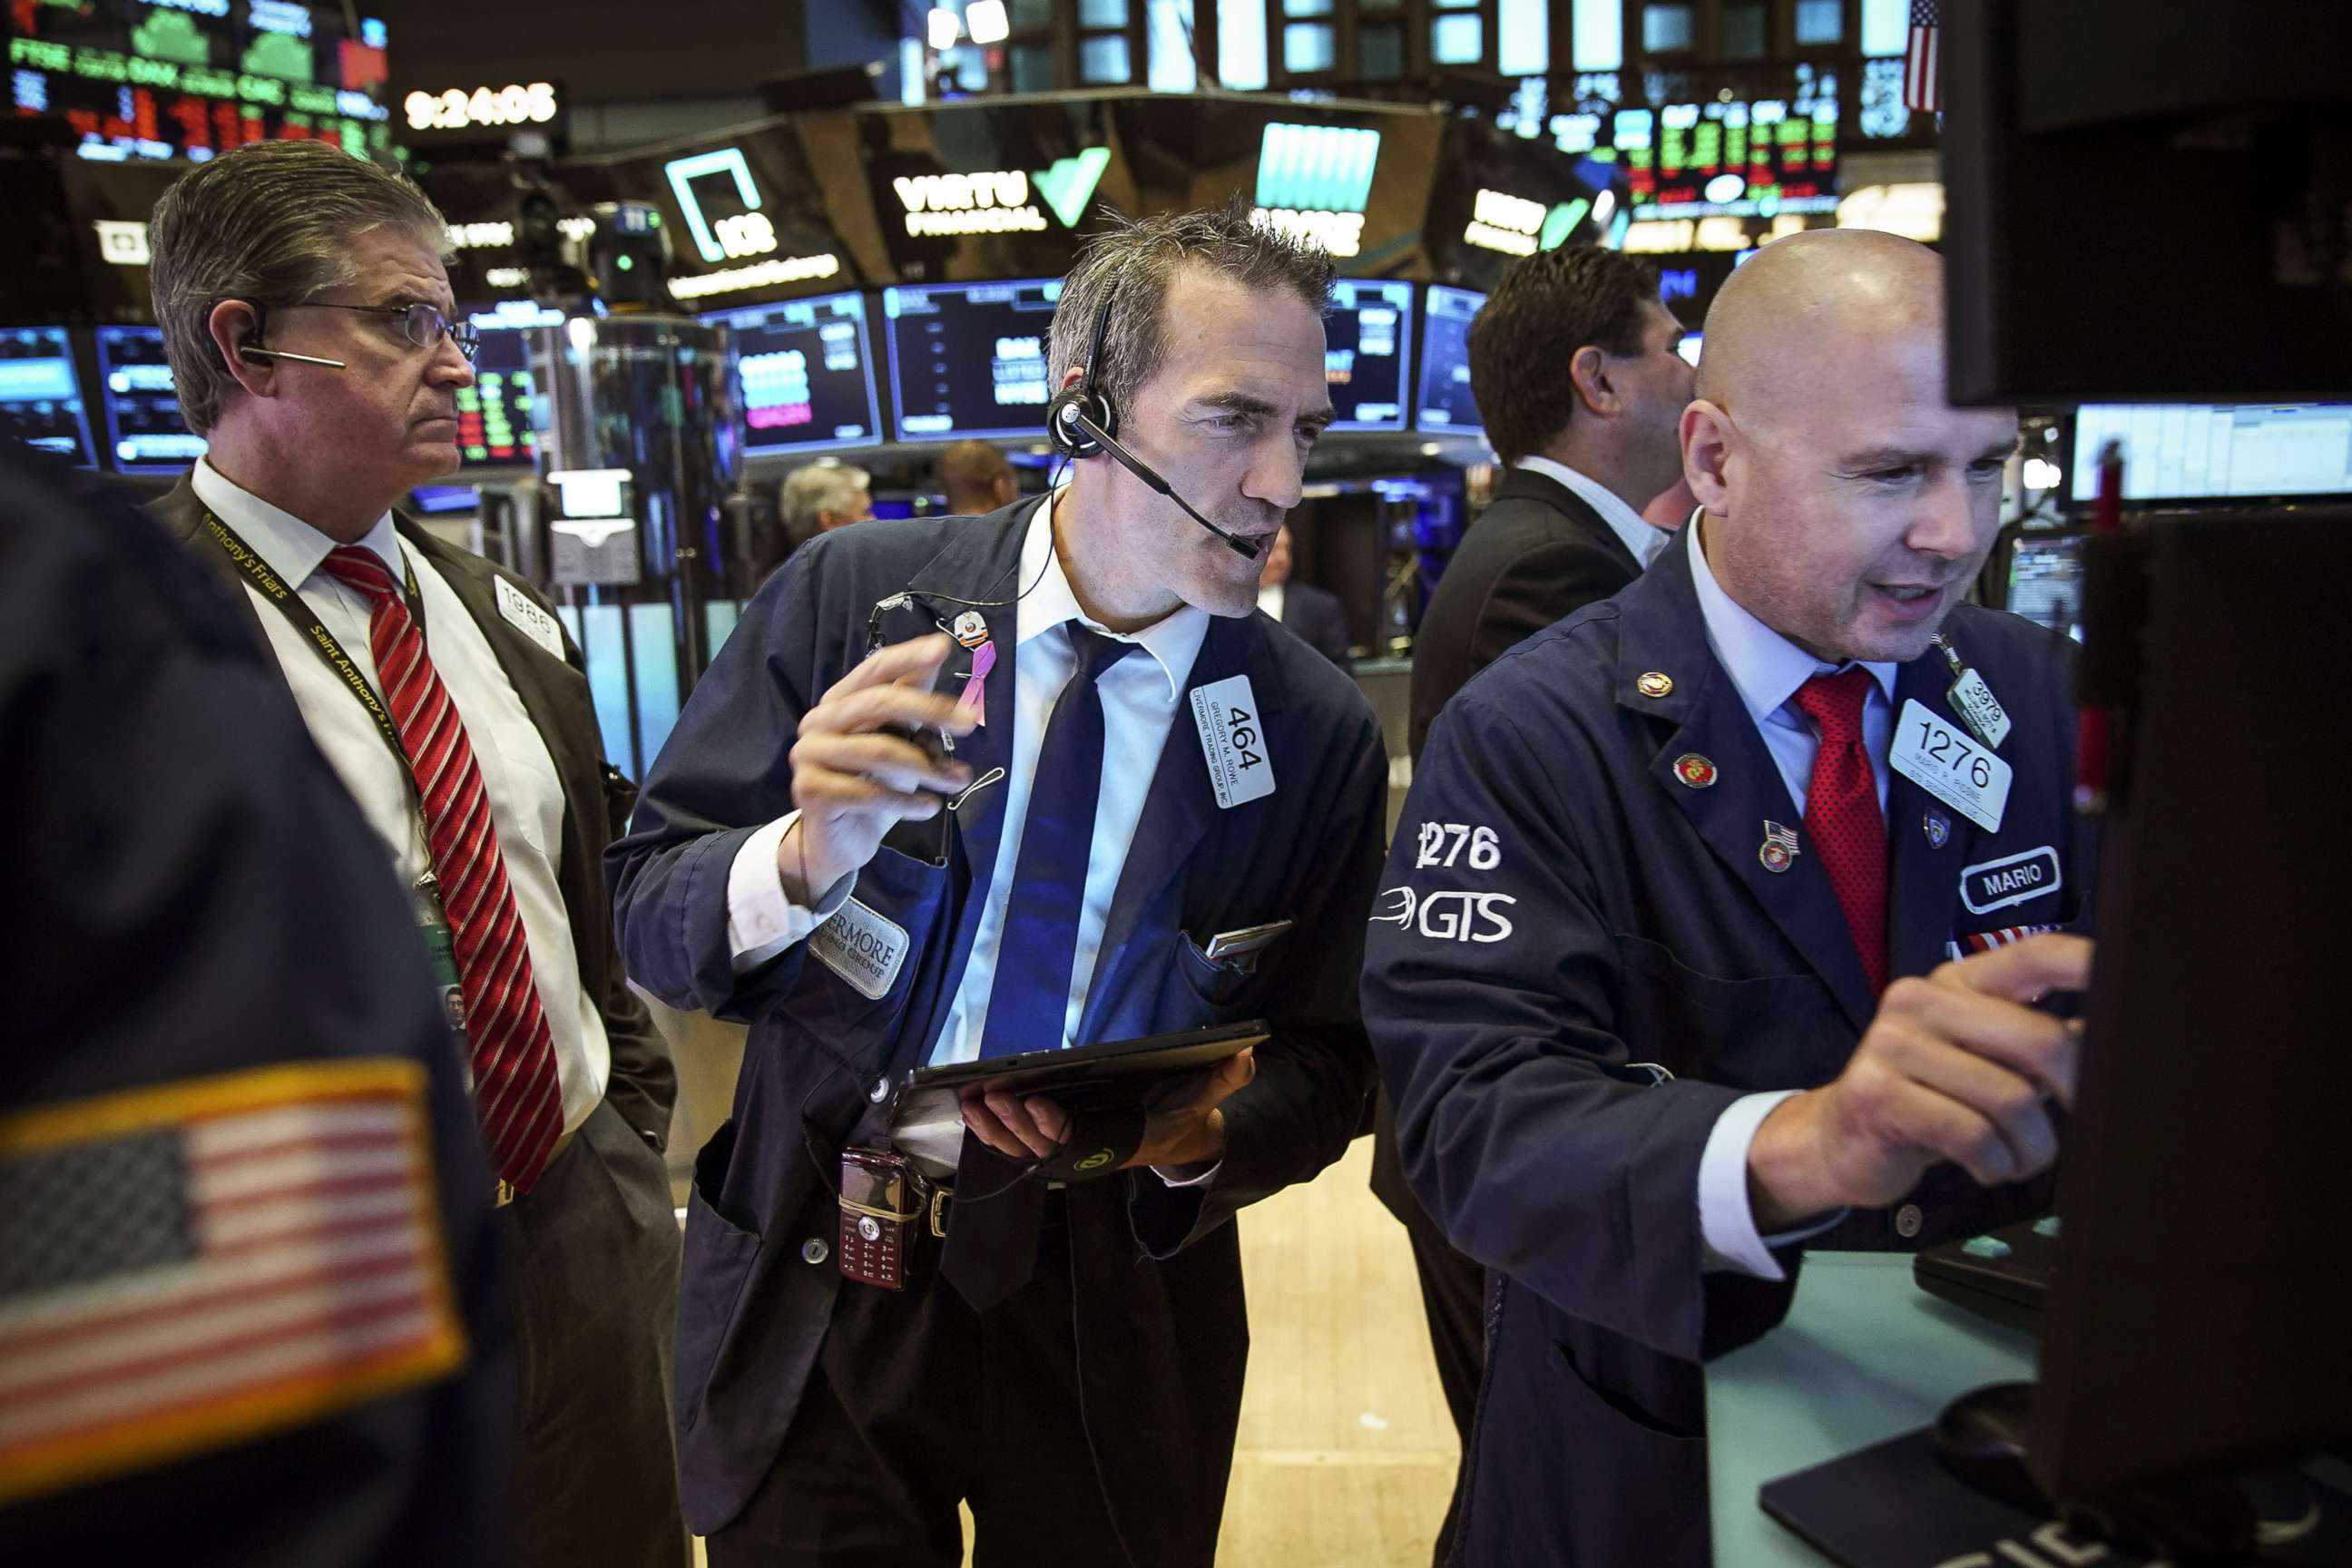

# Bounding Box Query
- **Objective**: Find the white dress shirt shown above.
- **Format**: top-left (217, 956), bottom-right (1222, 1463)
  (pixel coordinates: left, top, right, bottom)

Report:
top-left (1514, 455), bottom-right (1674, 568)
top-left (1256, 582), bottom-right (1285, 621)
top-left (1682, 517), bottom-right (1896, 1279)
top-left (727, 497), bottom-right (1211, 1066)
top-left (192, 459), bottom-right (611, 1137)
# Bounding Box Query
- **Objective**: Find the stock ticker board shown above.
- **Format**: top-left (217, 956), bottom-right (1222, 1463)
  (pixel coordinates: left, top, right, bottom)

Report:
top-left (1617, 97), bottom-right (1838, 220)
top-left (5, 0), bottom-right (393, 163)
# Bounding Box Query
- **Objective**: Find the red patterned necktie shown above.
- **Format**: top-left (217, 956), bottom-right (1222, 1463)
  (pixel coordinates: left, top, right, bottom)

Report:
top-left (1793, 668), bottom-right (1889, 993)
top-left (321, 545), bottom-right (565, 1191)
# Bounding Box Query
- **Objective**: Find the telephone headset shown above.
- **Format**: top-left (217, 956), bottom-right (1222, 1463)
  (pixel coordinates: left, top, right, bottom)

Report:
top-left (226, 300), bottom-right (348, 370)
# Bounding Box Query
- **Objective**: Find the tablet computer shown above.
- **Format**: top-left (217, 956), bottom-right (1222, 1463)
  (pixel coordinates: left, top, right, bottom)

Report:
top-left (904, 1019), bottom-right (1268, 1097)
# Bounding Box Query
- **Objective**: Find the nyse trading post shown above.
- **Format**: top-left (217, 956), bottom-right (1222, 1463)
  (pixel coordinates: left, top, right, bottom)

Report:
top-left (1326, 279), bottom-right (1415, 433)
top-left (703, 291), bottom-right (882, 455)
top-left (0, 328), bottom-right (96, 465)
top-left (882, 279), bottom-right (1061, 442)
top-left (94, 326), bottom-right (205, 472)
top-left (1415, 284), bottom-right (1485, 436)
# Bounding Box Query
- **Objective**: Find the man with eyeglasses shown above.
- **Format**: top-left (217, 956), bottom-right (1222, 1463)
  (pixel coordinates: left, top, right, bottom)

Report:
top-left (142, 140), bottom-right (688, 1568)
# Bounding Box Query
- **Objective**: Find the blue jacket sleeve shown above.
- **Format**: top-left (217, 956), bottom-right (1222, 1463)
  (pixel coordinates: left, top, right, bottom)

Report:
top-left (604, 545), bottom-right (834, 1023)
top-left (1361, 691), bottom-right (1789, 1363)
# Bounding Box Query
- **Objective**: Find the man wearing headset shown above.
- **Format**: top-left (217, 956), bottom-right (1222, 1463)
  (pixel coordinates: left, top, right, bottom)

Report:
top-left (609, 202), bottom-right (1387, 1566)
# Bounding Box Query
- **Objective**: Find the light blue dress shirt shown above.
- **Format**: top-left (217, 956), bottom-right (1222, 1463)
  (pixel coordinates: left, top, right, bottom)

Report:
top-left (1682, 518), bottom-right (1896, 1279)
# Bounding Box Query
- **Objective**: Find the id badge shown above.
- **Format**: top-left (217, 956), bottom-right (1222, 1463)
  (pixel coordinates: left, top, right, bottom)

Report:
top-left (412, 874), bottom-right (469, 1058)
top-left (1889, 699), bottom-right (2014, 832)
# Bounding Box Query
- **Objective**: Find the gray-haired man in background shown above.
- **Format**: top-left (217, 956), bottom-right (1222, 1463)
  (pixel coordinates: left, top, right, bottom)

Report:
top-left (142, 138), bottom-right (687, 1568)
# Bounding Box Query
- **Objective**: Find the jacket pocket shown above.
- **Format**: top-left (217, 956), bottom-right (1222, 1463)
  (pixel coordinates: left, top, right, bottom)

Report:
top-left (676, 1119), bottom-right (760, 1432)
top-left (1612, 934), bottom-right (1846, 1090)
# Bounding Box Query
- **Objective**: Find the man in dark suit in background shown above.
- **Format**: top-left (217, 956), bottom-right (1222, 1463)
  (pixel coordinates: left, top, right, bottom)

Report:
top-left (1260, 522), bottom-right (1352, 665)
top-left (936, 437), bottom-right (1016, 516)
top-left (139, 140), bottom-right (687, 1568)
top-left (1374, 244), bottom-right (1696, 1563)
top-left (0, 445), bottom-right (511, 1566)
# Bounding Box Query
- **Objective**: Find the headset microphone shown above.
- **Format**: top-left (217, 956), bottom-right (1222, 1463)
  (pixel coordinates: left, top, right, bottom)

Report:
top-left (239, 346), bottom-right (349, 368)
top-left (1056, 403), bottom-right (1262, 562)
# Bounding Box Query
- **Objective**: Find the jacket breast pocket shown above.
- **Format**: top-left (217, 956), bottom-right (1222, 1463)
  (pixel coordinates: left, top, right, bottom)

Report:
top-left (1612, 935), bottom-right (1847, 1090)
top-left (791, 845), bottom-right (949, 1046)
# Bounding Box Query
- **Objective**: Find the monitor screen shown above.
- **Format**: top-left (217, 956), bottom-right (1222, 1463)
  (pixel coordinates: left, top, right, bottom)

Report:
top-left (2069, 403), bottom-right (2352, 504)
top-left (93, 326), bottom-right (204, 473)
top-left (1676, 330), bottom-right (1703, 367)
top-left (459, 328), bottom-right (538, 468)
top-left (2005, 534), bottom-right (2083, 642)
top-left (703, 290), bottom-right (882, 454)
top-left (0, 327), bottom-right (95, 466)
top-left (1414, 284), bottom-right (1485, 436)
top-left (1327, 279), bottom-right (1414, 434)
top-left (882, 279), bottom-right (1062, 442)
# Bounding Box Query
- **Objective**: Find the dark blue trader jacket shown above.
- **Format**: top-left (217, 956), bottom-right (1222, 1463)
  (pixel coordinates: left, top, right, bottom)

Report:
top-left (1363, 534), bottom-right (2094, 1566)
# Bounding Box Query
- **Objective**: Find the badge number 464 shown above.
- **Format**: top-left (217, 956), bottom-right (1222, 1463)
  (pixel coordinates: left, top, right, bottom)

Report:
top-left (1226, 706), bottom-right (1264, 771)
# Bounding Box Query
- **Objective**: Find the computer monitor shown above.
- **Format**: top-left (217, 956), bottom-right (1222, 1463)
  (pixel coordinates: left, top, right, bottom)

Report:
top-left (1326, 279), bottom-right (1414, 434)
top-left (458, 328), bottom-right (539, 468)
top-left (2067, 404), bottom-right (2352, 505)
top-left (2032, 508), bottom-right (2351, 1504)
top-left (93, 326), bottom-right (205, 475)
top-left (881, 279), bottom-right (1062, 443)
top-left (1676, 330), bottom-right (1703, 368)
top-left (0, 326), bottom-right (95, 466)
top-left (702, 290), bottom-right (883, 455)
top-left (1414, 284), bottom-right (1485, 437)
top-left (2002, 533), bottom-right (2082, 642)
top-left (1942, 0), bottom-right (2350, 403)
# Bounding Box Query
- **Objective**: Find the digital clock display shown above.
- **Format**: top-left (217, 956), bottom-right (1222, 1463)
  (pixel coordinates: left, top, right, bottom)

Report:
top-left (403, 82), bottom-right (558, 132)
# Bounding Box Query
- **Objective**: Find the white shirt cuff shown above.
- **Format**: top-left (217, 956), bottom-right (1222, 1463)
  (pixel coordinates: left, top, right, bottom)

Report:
top-left (1697, 1090), bottom-right (1848, 1281)
top-left (726, 812), bottom-right (858, 975)
top-left (1151, 1160), bottom-right (1221, 1189)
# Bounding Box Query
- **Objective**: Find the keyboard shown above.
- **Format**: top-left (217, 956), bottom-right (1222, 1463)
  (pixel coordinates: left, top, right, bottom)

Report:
top-left (1911, 1216), bottom-right (2060, 1333)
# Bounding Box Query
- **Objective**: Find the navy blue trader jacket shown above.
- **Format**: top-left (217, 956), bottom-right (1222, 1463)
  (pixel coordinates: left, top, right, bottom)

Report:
top-left (606, 501), bottom-right (1387, 1556)
top-left (1361, 535), bottom-right (2092, 1567)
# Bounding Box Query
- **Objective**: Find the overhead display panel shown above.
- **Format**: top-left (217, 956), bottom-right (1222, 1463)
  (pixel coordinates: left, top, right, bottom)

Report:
top-left (94, 325), bottom-right (205, 471)
top-left (881, 279), bottom-right (1061, 442)
top-left (4, 0), bottom-right (393, 163)
top-left (1422, 115), bottom-right (1626, 291)
top-left (857, 95), bottom-right (1123, 283)
top-left (596, 125), bottom-right (853, 310)
top-left (1617, 93), bottom-right (1838, 220)
top-left (701, 289), bottom-right (883, 455)
top-left (1325, 279), bottom-right (1414, 433)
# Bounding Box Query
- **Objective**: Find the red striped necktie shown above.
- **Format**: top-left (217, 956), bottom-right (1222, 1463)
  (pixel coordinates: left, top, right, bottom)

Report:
top-left (322, 544), bottom-right (565, 1191)
top-left (1794, 667), bottom-right (1889, 994)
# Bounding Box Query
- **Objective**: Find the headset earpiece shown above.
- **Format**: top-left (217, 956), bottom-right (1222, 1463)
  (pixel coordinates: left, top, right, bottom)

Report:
top-left (1047, 286), bottom-right (1121, 459)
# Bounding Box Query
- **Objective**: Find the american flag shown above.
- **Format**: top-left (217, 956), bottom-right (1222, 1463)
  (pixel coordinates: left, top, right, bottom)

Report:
top-left (1905, 0), bottom-right (1943, 113)
top-left (0, 1063), bottom-right (464, 1504)
top-left (1945, 922), bottom-right (2063, 961)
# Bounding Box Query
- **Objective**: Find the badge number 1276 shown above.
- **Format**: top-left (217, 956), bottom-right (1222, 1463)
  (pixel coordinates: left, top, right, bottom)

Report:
top-left (1888, 698), bottom-right (2014, 832)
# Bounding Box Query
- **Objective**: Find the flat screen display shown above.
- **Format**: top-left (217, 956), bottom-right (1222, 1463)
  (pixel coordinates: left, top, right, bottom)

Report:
top-left (1326, 279), bottom-right (1413, 434)
top-left (1677, 330), bottom-right (1703, 367)
top-left (1617, 98), bottom-right (1838, 220)
top-left (458, 328), bottom-right (537, 467)
top-left (2068, 404), bottom-right (2352, 504)
top-left (94, 325), bottom-right (204, 472)
top-left (881, 279), bottom-right (1062, 442)
top-left (0, 326), bottom-right (95, 466)
top-left (2006, 534), bottom-right (2083, 642)
top-left (1414, 284), bottom-right (1485, 436)
top-left (702, 290), bottom-right (882, 454)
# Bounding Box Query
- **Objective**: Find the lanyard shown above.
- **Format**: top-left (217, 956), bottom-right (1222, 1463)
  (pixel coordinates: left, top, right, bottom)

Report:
top-left (197, 505), bottom-right (429, 787)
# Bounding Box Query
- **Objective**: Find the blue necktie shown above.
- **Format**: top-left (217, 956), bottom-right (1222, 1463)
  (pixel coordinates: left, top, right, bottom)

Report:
top-left (975, 622), bottom-right (1134, 1059)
